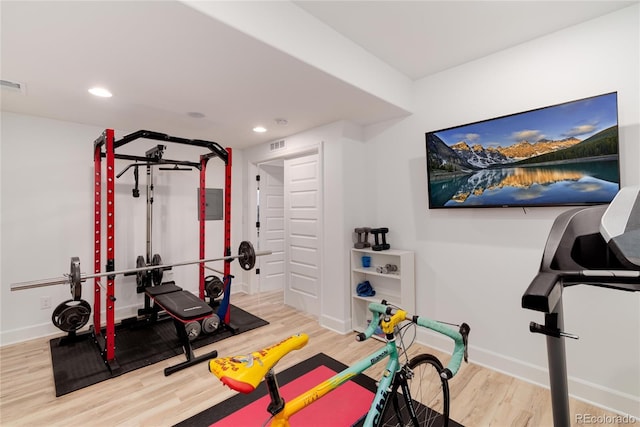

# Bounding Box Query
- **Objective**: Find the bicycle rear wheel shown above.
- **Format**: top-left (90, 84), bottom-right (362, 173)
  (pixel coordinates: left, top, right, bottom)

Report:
top-left (380, 353), bottom-right (450, 427)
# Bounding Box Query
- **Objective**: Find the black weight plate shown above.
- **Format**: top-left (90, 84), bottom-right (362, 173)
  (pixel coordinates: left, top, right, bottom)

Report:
top-left (202, 314), bottom-right (220, 334)
top-left (185, 321), bottom-right (201, 341)
top-left (136, 255), bottom-right (147, 288)
top-left (204, 275), bottom-right (224, 299)
top-left (151, 253), bottom-right (163, 286)
top-left (238, 241), bottom-right (256, 271)
top-left (51, 299), bottom-right (91, 332)
top-left (69, 257), bottom-right (82, 300)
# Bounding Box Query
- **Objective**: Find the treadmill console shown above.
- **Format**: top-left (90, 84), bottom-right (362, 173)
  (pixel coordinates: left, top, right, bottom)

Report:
top-left (600, 186), bottom-right (640, 269)
top-left (522, 187), bottom-right (640, 313)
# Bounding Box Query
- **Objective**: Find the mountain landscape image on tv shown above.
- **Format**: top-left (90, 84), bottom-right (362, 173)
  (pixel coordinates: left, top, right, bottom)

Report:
top-left (426, 92), bottom-right (620, 208)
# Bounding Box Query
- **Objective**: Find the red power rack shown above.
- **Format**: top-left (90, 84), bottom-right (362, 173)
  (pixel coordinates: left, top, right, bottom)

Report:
top-left (93, 129), bottom-right (230, 369)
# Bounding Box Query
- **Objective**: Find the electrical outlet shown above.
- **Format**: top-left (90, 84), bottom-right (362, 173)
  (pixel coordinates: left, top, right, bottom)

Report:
top-left (40, 296), bottom-right (52, 310)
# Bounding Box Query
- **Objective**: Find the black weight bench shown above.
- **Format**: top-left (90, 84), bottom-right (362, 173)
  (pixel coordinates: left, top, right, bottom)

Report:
top-left (146, 283), bottom-right (218, 376)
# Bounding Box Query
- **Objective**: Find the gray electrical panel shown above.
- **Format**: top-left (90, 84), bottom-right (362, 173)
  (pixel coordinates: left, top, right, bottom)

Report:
top-left (198, 188), bottom-right (223, 220)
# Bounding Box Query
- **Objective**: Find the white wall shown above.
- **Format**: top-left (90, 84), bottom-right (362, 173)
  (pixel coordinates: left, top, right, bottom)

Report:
top-left (0, 112), bottom-right (244, 345)
top-left (364, 5), bottom-right (639, 417)
top-left (1, 3), bottom-right (637, 419)
top-left (321, 122), bottom-right (374, 333)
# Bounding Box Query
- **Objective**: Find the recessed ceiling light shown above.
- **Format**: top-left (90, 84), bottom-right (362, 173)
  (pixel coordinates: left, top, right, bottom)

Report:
top-left (187, 112), bottom-right (205, 119)
top-left (88, 87), bottom-right (112, 98)
top-left (275, 118), bottom-right (288, 126)
top-left (253, 126), bottom-right (267, 133)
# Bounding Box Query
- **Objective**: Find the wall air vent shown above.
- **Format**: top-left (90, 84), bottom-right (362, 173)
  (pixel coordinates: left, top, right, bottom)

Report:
top-left (1, 79), bottom-right (27, 95)
top-left (270, 140), bottom-right (285, 151)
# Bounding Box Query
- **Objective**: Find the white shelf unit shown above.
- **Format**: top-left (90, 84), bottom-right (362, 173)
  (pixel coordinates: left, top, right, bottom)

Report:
top-left (350, 248), bottom-right (415, 333)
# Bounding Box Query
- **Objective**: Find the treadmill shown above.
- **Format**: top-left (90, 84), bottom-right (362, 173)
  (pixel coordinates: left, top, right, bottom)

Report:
top-left (522, 186), bottom-right (640, 426)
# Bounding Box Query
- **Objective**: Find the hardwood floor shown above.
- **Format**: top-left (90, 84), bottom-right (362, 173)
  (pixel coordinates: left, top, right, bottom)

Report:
top-left (0, 291), bottom-right (627, 426)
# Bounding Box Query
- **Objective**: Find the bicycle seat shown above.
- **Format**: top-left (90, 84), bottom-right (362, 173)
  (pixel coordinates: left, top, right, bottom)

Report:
top-left (209, 333), bottom-right (309, 393)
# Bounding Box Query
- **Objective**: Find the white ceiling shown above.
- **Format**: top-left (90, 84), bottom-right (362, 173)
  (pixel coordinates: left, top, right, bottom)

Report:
top-left (1, 1), bottom-right (636, 149)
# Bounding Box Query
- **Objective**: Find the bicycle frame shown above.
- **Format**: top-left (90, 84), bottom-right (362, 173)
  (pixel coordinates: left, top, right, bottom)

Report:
top-left (209, 302), bottom-right (468, 427)
top-left (267, 334), bottom-right (401, 427)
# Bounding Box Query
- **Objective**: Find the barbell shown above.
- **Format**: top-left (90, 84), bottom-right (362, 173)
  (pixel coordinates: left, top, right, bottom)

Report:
top-left (11, 240), bottom-right (271, 292)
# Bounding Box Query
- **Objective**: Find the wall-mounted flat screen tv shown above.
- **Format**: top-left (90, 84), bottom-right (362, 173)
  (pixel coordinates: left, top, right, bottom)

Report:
top-left (425, 92), bottom-right (620, 209)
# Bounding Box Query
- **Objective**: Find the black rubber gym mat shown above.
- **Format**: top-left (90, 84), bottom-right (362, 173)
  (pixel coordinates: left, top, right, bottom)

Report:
top-left (49, 305), bottom-right (268, 396)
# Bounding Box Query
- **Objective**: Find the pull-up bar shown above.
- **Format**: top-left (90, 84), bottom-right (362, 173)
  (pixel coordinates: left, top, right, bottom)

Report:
top-left (110, 129), bottom-right (229, 164)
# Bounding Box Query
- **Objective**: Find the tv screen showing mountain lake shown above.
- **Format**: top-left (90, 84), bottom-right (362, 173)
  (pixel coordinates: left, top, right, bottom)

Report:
top-left (426, 93), bottom-right (620, 208)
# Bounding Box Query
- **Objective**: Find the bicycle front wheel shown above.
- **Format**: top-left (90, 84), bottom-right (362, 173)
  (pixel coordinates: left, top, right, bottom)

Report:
top-left (381, 353), bottom-right (450, 427)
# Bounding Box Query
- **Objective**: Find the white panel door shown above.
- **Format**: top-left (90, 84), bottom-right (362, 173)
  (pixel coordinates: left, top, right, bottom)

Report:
top-left (284, 153), bottom-right (321, 317)
top-left (258, 163), bottom-right (285, 291)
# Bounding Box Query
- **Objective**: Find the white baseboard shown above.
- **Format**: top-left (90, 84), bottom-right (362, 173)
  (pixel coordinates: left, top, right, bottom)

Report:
top-left (0, 322), bottom-right (64, 347)
top-left (0, 303), bottom-right (141, 347)
top-left (319, 313), bottom-right (351, 334)
top-left (0, 282), bottom-right (255, 347)
top-left (233, 282), bottom-right (250, 294)
top-left (255, 283), bottom-right (283, 293)
top-left (0, 287), bottom-right (248, 348)
top-left (416, 328), bottom-right (640, 420)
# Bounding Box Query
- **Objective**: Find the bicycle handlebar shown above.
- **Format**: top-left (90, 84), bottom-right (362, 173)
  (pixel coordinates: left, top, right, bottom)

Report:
top-left (356, 301), bottom-right (470, 379)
